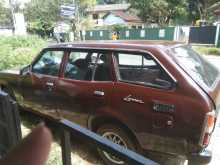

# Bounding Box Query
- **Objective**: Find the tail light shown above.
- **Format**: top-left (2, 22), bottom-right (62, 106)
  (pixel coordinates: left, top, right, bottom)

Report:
top-left (206, 112), bottom-right (216, 134)
top-left (200, 111), bottom-right (216, 146)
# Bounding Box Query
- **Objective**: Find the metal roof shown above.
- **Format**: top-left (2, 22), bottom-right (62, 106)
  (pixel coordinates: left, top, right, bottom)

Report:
top-left (104, 11), bottom-right (143, 23)
top-left (47, 40), bottom-right (184, 51)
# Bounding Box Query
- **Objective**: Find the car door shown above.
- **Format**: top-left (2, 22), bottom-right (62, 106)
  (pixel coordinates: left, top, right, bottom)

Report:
top-left (20, 49), bottom-right (65, 117)
top-left (112, 51), bottom-right (179, 138)
top-left (54, 50), bottom-right (114, 127)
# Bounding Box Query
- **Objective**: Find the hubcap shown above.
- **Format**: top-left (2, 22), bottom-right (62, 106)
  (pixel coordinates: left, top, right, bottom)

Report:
top-left (102, 132), bottom-right (128, 164)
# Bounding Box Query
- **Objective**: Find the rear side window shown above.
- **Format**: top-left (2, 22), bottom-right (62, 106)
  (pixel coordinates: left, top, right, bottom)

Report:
top-left (118, 53), bottom-right (157, 67)
top-left (32, 50), bottom-right (64, 76)
top-left (114, 52), bottom-right (173, 89)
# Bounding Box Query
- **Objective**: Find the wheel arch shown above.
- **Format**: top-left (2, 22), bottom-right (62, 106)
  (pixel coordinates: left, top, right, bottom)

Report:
top-left (88, 115), bottom-right (142, 152)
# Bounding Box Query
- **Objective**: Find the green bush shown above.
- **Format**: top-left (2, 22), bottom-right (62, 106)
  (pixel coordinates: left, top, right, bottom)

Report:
top-left (193, 46), bottom-right (220, 56)
top-left (0, 35), bottom-right (46, 70)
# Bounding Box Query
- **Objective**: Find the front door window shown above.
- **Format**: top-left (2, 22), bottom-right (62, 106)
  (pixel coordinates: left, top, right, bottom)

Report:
top-left (32, 50), bottom-right (64, 76)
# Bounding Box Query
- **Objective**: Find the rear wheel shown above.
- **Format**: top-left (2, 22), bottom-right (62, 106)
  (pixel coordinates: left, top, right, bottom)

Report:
top-left (96, 124), bottom-right (137, 165)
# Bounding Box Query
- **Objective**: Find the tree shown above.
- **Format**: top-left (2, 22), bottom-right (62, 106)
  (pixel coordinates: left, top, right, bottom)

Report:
top-left (188, 0), bottom-right (219, 20)
top-left (24, 0), bottom-right (67, 36)
top-left (0, 1), bottom-right (12, 26)
top-left (24, 0), bottom-right (96, 37)
top-left (164, 0), bottom-right (188, 24)
top-left (128, 0), bottom-right (188, 25)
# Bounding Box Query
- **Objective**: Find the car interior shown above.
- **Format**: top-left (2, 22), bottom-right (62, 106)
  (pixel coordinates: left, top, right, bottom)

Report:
top-left (65, 52), bottom-right (111, 81)
top-left (114, 53), bottom-right (172, 88)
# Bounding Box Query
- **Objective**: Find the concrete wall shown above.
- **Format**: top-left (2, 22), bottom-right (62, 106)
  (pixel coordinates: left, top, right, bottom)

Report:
top-left (0, 29), bottom-right (13, 36)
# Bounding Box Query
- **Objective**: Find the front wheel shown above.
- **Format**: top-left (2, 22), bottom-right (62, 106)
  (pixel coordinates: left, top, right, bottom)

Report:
top-left (96, 124), bottom-right (137, 165)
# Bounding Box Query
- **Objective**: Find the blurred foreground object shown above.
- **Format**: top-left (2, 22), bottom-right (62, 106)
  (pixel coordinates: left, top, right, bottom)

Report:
top-left (0, 124), bottom-right (52, 165)
top-left (0, 91), bottom-right (21, 157)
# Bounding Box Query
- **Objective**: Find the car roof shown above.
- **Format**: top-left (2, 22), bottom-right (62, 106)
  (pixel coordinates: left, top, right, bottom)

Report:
top-left (47, 40), bottom-right (185, 52)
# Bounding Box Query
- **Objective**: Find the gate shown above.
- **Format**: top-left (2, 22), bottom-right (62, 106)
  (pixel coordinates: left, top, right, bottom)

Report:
top-left (0, 91), bottom-right (21, 157)
top-left (189, 26), bottom-right (217, 44)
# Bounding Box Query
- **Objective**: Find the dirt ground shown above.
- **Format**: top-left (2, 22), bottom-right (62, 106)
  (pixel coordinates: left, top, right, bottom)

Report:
top-left (21, 122), bottom-right (103, 165)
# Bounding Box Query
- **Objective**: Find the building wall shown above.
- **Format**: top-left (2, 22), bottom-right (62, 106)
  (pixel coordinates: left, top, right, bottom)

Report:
top-left (14, 13), bottom-right (27, 35)
top-left (0, 29), bottom-right (13, 36)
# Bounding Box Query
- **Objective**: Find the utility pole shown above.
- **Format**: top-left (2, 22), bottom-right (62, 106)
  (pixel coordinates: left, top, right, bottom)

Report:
top-left (73, 0), bottom-right (80, 40)
top-left (9, 0), bottom-right (16, 34)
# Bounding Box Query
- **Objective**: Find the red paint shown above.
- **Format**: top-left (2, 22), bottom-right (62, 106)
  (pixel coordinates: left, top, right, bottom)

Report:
top-left (0, 41), bottom-right (219, 159)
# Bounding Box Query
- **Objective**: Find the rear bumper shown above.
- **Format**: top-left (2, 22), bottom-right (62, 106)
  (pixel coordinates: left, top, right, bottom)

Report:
top-left (188, 149), bottom-right (212, 165)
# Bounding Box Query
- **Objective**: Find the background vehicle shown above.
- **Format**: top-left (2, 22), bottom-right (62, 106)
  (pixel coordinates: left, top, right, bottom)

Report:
top-left (0, 41), bottom-right (219, 165)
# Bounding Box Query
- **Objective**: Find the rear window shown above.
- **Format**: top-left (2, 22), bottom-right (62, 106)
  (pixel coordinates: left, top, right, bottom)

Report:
top-left (114, 52), bottom-right (173, 89)
top-left (171, 45), bottom-right (219, 88)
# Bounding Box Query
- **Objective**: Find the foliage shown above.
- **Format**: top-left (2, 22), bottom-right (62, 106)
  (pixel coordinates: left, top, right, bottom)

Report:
top-left (128, 0), bottom-right (220, 25)
top-left (79, 17), bottom-right (96, 30)
top-left (110, 24), bottom-right (126, 32)
top-left (24, 0), bottom-right (67, 37)
top-left (188, 0), bottom-right (219, 21)
top-left (193, 46), bottom-right (220, 56)
top-left (73, 0), bottom-right (96, 39)
top-left (0, 0), bottom-right (12, 26)
top-left (24, 0), bottom-right (96, 37)
top-left (128, 0), bottom-right (189, 25)
top-left (0, 35), bottom-right (46, 70)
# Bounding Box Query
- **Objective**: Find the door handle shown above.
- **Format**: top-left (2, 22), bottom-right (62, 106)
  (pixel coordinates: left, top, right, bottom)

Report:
top-left (46, 82), bottom-right (54, 87)
top-left (94, 90), bottom-right (105, 96)
top-left (46, 82), bottom-right (54, 91)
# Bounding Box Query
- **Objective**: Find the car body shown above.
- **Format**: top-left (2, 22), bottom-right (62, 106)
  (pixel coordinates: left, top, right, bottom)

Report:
top-left (0, 41), bottom-right (219, 164)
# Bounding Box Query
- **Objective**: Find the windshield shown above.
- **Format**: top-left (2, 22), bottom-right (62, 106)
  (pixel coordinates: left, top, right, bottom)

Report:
top-left (171, 45), bottom-right (219, 88)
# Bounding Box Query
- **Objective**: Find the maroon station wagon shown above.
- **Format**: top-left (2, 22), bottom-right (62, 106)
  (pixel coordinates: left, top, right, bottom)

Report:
top-left (0, 41), bottom-right (219, 165)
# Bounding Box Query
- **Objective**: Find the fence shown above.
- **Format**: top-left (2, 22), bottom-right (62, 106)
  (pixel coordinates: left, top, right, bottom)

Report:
top-left (0, 92), bottom-right (159, 165)
top-left (84, 27), bottom-right (175, 41)
top-left (189, 26), bottom-right (217, 44)
top-left (81, 25), bottom-right (220, 47)
top-left (0, 91), bottom-right (21, 157)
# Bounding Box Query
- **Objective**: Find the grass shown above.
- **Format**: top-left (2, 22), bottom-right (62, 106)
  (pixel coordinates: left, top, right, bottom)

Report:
top-left (193, 46), bottom-right (220, 56)
top-left (0, 35), bottom-right (47, 71)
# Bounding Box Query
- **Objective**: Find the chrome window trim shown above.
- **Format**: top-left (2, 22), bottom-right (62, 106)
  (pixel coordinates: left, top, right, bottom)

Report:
top-left (41, 46), bottom-right (178, 85)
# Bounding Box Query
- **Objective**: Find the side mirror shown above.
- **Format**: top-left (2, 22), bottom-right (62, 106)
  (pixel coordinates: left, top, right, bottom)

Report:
top-left (20, 65), bottom-right (31, 76)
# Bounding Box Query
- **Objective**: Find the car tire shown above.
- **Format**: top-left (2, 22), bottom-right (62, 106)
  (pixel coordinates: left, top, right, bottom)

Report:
top-left (96, 124), bottom-right (137, 165)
